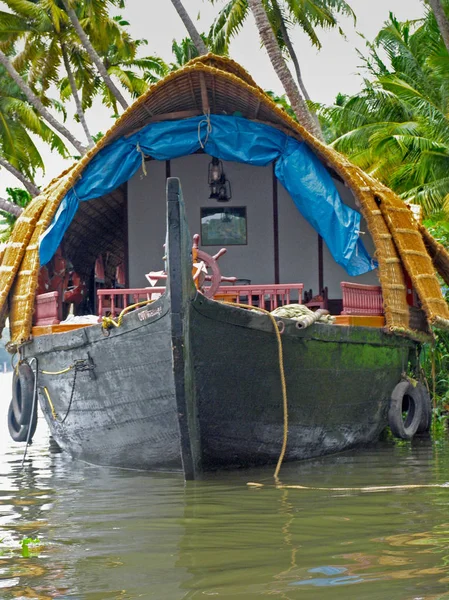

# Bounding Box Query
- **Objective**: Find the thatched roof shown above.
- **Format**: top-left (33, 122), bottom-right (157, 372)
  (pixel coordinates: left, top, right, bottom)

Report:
top-left (1, 53), bottom-right (449, 348)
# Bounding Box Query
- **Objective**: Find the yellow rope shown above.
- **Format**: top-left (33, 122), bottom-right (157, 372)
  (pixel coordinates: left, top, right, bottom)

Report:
top-left (41, 365), bottom-right (73, 375)
top-left (221, 301), bottom-right (288, 481)
top-left (101, 300), bottom-right (155, 330)
top-left (43, 386), bottom-right (57, 420)
top-left (247, 482), bottom-right (449, 492)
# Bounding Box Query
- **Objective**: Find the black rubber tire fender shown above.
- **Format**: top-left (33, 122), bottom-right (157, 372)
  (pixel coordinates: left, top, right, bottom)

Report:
top-left (11, 363), bottom-right (35, 426)
top-left (388, 380), bottom-right (423, 440)
top-left (7, 398), bottom-right (38, 443)
top-left (416, 382), bottom-right (432, 434)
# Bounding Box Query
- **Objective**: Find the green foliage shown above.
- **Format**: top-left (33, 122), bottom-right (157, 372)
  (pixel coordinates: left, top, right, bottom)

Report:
top-left (0, 187), bottom-right (32, 242)
top-left (320, 10), bottom-right (449, 218)
top-left (265, 90), bottom-right (297, 120)
top-left (208, 0), bottom-right (355, 54)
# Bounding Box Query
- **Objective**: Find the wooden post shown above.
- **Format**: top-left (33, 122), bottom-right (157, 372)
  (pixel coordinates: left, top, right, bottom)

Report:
top-left (318, 235), bottom-right (323, 293)
top-left (272, 163), bottom-right (280, 284)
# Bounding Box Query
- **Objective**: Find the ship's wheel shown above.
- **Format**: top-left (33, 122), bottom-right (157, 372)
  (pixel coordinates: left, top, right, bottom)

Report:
top-left (146, 235), bottom-right (236, 298)
top-left (192, 234), bottom-right (237, 297)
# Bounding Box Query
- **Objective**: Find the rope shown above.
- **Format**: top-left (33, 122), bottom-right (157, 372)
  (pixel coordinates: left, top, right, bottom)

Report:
top-left (43, 386), bottom-right (57, 420)
top-left (41, 365), bottom-right (73, 375)
top-left (221, 301), bottom-right (288, 480)
top-left (101, 300), bottom-right (155, 330)
top-left (41, 358), bottom-right (94, 423)
top-left (136, 142), bottom-right (147, 177)
top-left (247, 482), bottom-right (449, 492)
top-left (198, 111), bottom-right (212, 149)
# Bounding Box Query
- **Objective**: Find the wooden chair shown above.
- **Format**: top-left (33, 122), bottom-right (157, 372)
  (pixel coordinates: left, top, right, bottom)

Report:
top-left (304, 287), bottom-right (328, 311)
top-left (340, 282), bottom-right (383, 315)
top-left (34, 291), bottom-right (60, 326)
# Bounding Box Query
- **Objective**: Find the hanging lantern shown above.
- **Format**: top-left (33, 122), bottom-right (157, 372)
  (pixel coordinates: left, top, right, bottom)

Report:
top-left (208, 157), bottom-right (232, 202)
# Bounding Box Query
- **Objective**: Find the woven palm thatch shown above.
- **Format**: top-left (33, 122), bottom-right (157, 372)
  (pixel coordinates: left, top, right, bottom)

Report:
top-left (1, 53), bottom-right (449, 348)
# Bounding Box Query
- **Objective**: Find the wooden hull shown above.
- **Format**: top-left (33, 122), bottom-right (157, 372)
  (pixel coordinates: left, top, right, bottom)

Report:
top-left (23, 285), bottom-right (414, 476)
top-left (190, 297), bottom-right (413, 469)
top-left (21, 179), bottom-right (415, 477)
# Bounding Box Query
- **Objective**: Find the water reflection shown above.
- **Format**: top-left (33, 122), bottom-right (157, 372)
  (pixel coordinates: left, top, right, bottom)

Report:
top-left (1, 372), bottom-right (449, 598)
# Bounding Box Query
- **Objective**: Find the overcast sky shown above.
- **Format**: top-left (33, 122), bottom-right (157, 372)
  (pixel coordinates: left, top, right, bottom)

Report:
top-left (0, 0), bottom-right (426, 196)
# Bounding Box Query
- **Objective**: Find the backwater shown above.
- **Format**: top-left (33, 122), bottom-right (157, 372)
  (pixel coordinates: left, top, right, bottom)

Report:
top-left (1, 372), bottom-right (449, 599)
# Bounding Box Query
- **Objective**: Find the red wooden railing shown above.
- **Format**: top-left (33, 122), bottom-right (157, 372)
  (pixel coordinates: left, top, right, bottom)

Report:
top-left (215, 283), bottom-right (304, 310)
top-left (97, 283), bottom-right (304, 318)
top-left (36, 282), bottom-right (384, 324)
top-left (97, 287), bottom-right (166, 317)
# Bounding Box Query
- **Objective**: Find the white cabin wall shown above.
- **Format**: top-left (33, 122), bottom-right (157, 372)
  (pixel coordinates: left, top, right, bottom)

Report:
top-left (128, 154), bottom-right (380, 297)
top-left (171, 155), bottom-right (274, 284)
top-left (277, 180), bottom-right (318, 292)
top-left (128, 155), bottom-right (275, 287)
top-left (128, 159), bottom-right (167, 288)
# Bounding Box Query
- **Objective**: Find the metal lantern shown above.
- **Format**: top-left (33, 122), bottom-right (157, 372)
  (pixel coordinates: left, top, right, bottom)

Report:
top-left (208, 157), bottom-right (232, 202)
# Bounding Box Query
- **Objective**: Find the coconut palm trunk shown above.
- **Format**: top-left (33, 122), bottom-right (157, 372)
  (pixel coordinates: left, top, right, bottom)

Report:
top-left (0, 50), bottom-right (86, 155)
top-left (170, 0), bottom-right (208, 55)
top-left (0, 157), bottom-right (40, 198)
top-left (61, 42), bottom-right (94, 148)
top-left (0, 197), bottom-right (23, 217)
top-left (271, 0), bottom-right (322, 134)
top-left (247, 0), bottom-right (320, 138)
top-left (60, 0), bottom-right (129, 111)
top-left (427, 0), bottom-right (449, 54)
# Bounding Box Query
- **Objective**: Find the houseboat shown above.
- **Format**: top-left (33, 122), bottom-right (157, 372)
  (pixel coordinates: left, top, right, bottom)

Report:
top-left (2, 55), bottom-right (449, 478)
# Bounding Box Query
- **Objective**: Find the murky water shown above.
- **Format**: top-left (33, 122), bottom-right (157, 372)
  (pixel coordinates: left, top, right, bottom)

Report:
top-left (1, 373), bottom-right (449, 599)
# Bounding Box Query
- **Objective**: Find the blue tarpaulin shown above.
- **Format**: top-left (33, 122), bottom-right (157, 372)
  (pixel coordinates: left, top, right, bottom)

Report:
top-left (39, 115), bottom-right (375, 276)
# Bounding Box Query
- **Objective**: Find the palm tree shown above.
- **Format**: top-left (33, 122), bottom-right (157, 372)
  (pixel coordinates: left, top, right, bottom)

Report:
top-left (0, 0), bottom-right (95, 147)
top-left (0, 64), bottom-right (67, 196)
top-left (0, 46), bottom-right (86, 154)
top-left (60, 0), bottom-right (129, 110)
top-left (83, 16), bottom-right (169, 111)
top-left (169, 35), bottom-right (211, 70)
top-left (170, 0), bottom-right (209, 55)
top-left (209, 0), bottom-right (355, 105)
top-left (426, 0), bottom-right (449, 54)
top-left (321, 13), bottom-right (449, 217)
top-left (246, 0), bottom-right (320, 136)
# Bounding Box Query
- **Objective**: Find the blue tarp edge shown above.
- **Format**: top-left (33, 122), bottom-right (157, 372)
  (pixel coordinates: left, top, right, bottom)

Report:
top-left (39, 115), bottom-right (375, 276)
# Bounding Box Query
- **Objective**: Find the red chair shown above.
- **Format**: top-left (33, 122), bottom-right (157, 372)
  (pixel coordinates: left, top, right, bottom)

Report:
top-left (341, 282), bottom-right (383, 316)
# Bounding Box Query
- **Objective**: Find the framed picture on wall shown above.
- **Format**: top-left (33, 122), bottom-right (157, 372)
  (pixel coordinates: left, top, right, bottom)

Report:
top-left (200, 207), bottom-right (247, 246)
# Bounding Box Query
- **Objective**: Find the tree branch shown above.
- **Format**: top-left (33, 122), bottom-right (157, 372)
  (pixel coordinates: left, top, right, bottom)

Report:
top-left (0, 157), bottom-right (41, 197)
top-left (0, 196), bottom-right (23, 217)
top-left (61, 42), bottom-right (94, 148)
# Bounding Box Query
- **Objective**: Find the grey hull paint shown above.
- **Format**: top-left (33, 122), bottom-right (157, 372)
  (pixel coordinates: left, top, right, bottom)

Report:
top-left (22, 178), bottom-right (415, 477)
top-left (22, 290), bottom-right (413, 475)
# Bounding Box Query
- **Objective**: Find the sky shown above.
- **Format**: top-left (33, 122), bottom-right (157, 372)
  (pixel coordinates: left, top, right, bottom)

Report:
top-left (0, 0), bottom-right (426, 196)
